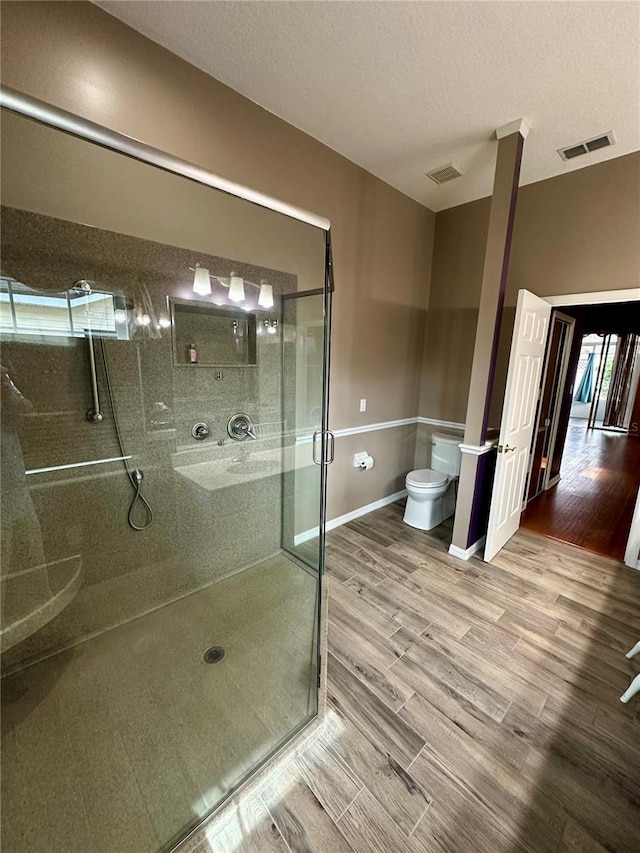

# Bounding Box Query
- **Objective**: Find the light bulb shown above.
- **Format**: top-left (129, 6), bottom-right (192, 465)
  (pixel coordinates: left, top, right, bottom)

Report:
top-left (228, 272), bottom-right (245, 303)
top-left (192, 264), bottom-right (212, 296)
top-left (114, 309), bottom-right (128, 324)
top-left (258, 281), bottom-right (274, 309)
top-left (158, 312), bottom-right (171, 329)
top-left (135, 312), bottom-right (151, 327)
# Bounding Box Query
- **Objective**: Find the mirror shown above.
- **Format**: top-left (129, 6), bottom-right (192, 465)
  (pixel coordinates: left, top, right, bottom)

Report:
top-left (170, 298), bottom-right (257, 366)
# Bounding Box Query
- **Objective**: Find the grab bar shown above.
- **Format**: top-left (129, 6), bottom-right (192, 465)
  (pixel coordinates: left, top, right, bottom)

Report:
top-left (75, 280), bottom-right (103, 424)
top-left (85, 331), bottom-right (104, 424)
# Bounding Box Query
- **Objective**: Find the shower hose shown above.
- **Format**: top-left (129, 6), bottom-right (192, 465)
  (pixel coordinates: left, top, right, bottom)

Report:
top-left (98, 339), bottom-right (153, 531)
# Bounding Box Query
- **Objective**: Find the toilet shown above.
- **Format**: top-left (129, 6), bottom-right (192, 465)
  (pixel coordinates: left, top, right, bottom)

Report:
top-left (403, 433), bottom-right (462, 531)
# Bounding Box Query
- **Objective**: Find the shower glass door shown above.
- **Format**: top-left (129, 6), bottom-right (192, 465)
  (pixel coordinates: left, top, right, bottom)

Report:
top-left (0, 101), bottom-right (330, 853)
top-left (282, 291), bottom-right (329, 569)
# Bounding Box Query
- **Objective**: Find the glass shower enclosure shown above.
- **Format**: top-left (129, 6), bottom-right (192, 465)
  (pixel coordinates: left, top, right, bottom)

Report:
top-left (0, 90), bottom-right (332, 853)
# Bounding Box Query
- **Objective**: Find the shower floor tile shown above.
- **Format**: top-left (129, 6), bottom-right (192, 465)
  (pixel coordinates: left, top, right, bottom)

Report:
top-left (0, 554), bottom-right (318, 853)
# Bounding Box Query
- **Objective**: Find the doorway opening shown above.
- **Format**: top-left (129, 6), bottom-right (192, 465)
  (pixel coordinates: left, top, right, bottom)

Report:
top-left (521, 301), bottom-right (640, 562)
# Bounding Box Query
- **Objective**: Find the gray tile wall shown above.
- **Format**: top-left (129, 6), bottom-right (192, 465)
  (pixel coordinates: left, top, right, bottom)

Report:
top-left (0, 207), bottom-right (299, 672)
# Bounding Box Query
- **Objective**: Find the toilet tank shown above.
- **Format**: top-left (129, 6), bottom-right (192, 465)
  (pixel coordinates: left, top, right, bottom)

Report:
top-left (431, 432), bottom-right (462, 476)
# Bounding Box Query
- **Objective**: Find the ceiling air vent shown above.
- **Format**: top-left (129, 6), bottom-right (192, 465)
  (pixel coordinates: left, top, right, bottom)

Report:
top-left (425, 162), bottom-right (464, 185)
top-left (558, 131), bottom-right (616, 161)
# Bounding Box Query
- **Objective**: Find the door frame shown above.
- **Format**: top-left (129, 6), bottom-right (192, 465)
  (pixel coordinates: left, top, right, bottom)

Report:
top-left (545, 289), bottom-right (640, 307)
top-left (525, 310), bottom-right (576, 502)
top-left (488, 287), bottom-right (640, 563)
top-left (543, 313), bottom-right (576, 490)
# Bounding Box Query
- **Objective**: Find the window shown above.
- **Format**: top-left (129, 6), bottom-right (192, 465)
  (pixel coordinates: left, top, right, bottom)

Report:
top-left (0, 278), bottom-right (127, 340)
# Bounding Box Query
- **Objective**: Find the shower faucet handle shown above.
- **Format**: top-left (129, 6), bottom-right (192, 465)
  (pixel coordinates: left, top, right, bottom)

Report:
top-left (227, 413), bottom-right (257, 441)
top-left (192, 422), bottom-right (210, 441)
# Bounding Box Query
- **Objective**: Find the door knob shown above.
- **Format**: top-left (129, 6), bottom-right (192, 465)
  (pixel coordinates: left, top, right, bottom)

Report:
top-left (498, 444), bottom-right (517, 453)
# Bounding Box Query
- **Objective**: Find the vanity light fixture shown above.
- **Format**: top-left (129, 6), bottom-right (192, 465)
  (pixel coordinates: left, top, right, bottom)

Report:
top-left (228, 272), bottom-right (245, 303)
top-left (258, 280), bottom-right (274, 309)
top-left (192, 263), bottom-right (212, 296)
top-left (190, 265), bottom-right (271, 309)
top-left (135, 311), bottom-right (151, 327)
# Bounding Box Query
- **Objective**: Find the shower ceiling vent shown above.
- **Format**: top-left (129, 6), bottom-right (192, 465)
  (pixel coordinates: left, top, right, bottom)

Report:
top-left (425, 162), bottom-right (464, 185)
top-left (558, 131), bottom-right (616, 161)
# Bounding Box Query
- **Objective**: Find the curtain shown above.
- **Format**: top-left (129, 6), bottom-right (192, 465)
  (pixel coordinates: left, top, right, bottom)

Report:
top-left (574, 351), bottom-right (595, 402)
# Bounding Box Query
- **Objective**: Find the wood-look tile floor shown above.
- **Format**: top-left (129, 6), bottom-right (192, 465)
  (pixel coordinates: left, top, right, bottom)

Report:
top-left (191, 501), bottom-right (640, 853)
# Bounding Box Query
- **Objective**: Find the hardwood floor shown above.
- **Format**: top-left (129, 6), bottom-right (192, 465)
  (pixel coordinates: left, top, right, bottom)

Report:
top-left (522, 419), bottom-right (640, 561)
top-left (188, 502), bottom-right (640, 853)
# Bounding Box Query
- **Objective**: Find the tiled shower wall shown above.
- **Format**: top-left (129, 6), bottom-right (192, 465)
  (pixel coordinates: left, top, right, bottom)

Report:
top-left (1, 207), bottom-right (297, 672)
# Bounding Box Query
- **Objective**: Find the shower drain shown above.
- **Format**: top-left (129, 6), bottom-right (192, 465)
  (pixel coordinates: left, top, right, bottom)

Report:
top-left (203, 646), bottom-right (225, 664)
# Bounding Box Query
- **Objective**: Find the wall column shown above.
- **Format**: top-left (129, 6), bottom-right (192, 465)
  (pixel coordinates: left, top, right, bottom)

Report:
top-left (450, 118), bottom-right (529, 559)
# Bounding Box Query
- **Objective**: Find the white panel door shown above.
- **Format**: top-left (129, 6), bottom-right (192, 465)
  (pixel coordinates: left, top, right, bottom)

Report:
top-left (484, 290), bottom-right (551, 561)
top-left (624, 486), bottom-right (640, 570)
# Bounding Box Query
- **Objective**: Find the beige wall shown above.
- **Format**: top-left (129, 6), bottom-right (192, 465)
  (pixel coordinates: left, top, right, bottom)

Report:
top-left (5, 2), bottom-right (636, 517)
top-left (0, 1), bottom-right (435, 519)
top-left (420, 150), bottom-right (640, 425)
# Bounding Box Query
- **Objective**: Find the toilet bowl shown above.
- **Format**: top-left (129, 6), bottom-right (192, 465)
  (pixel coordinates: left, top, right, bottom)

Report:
top-left (403, 432), bottom-right (462, 531)
top-left (404, 470), bottom-right (456, 530)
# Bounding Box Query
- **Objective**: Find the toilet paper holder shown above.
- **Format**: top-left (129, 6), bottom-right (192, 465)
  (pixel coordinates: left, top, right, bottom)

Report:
top-left (353, 451), bottom-right (374, 470)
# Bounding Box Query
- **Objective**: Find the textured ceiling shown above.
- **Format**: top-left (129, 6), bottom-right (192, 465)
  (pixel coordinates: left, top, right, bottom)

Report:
top-left (96, 1), bottom-right (640, 212)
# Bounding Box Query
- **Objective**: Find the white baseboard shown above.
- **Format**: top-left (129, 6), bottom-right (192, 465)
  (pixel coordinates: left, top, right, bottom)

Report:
top-left (448, 535), bottom-right (486, 562)
top-left (293, 528), bottom-right (320, 546)
top-left (293, 489), bottom-right (407, 546)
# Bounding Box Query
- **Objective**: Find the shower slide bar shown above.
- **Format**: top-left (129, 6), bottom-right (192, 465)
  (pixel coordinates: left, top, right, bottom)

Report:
top-left (73, 280), bottom-right (104, 424)
top-left (85, 329), bottom-right (104, 424)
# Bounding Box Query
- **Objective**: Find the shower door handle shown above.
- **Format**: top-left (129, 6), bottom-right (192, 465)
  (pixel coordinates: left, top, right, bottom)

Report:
top-left (312, 430), bottom-right (322, 464)
top-left (324, 430), bottom-right (335, 464)
top-left (312, 429), bottom-right (335, 465)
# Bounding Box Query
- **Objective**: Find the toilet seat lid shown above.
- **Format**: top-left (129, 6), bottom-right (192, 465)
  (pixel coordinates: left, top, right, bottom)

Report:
top-left (406, 469), bottom-right (448, 488)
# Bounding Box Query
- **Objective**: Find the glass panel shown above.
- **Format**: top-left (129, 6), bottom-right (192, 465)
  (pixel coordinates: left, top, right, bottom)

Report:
top-left (0, 108), bottom-right (328, 853)
top-left (281, 292), bottom-right (326, 569)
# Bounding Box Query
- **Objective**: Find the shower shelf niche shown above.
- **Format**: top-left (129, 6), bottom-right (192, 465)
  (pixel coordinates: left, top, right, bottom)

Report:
top-left (0, 555), bottom-right (83, 653)
top-left (170, 298), bottom-right (257, 367)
